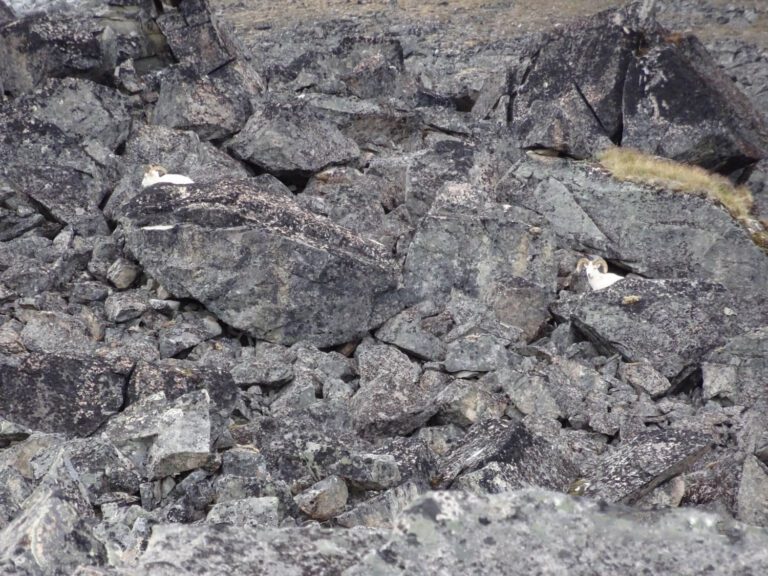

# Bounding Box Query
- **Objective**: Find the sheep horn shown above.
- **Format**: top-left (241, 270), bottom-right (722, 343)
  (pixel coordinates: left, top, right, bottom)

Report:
top-left (575, 258), bottom-right (590, 272)
top-left (592, 257), bottom-right (609, 273)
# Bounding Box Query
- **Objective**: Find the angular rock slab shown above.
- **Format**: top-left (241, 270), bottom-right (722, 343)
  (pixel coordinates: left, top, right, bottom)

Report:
top-left (0, 353), bottom-right (127, 437)
top-left (499, 159), bottom-right (768, 300)
top-left (550, 277), bottom-right (768, 382)
top-left (133, 523), bottom-right (387, 575)
top-left (623, 34), bottom-right (768, 172)
top-left (226, 102), bottom-right (360, 176)
top-left (432, 418), bottom-right (578, 490)
top-left (121, 178), bottom-right (401, 347)
top-left (403, 202), bottom-right (557, 340)
top-left (580, 429), bottom-right (711, 504)
top-left (349, 489), bottom-right (768, 576)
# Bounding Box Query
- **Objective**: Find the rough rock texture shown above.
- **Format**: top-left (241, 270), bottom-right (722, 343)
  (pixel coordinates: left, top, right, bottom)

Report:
top-left (120, 178), bottom-right (401, 347)
top-left (0, 0), bottom-right (767, 573)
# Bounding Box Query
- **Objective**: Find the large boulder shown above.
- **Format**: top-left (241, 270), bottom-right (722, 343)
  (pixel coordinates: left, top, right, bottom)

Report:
top-left (509, 6), bottom-right (768, 170)
top-left (120, 178), bottom-right (402, 346)
top-left (498, 158), bottom-right (768, 301)
top-left (0, 353), bottom-right (129, 437)
top-left (550, 277), bottom-right (768, 383)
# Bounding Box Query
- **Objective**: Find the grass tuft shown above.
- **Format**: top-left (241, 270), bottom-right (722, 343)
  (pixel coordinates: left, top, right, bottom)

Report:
top-left (597, 147), bottom-right (755, 220)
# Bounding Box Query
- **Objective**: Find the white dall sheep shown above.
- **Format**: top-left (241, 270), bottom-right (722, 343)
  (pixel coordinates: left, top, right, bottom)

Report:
top-left (576, 257), bottom-right (624, 291)
top-left (141, 164), bottom-right (194, 188)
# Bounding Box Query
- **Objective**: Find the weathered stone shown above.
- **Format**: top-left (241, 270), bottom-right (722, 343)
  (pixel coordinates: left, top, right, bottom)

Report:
top-left (0, 353), bottom-right (126, 437)
top-left (104, 124), bottom-right (248, 220)
top-left (374, 302), bottom-right (446, 361)
top-left (737, 455), bottom-right (768, 527)
top-left (580, 428), bottom-right (711, 504)
top-left (157, 312), bottom-right (222, 358)
top-left (133, 522), bottom-right (387, 575)
top-left (126, 358), bottom-right (237, 449)
top-left (294, 475), bottom-right (348, 521)
top-left (349, 489), bottom-right (768, 575)
top-left (226, 102), bottom-right (360, 177)
top-left (499, 159), bottom-right (768, 301)
top-left (152, 62), bottom-right (254, 140)
top-left (403, 201), bottom-right (556, 340)
top-left (120, 178), bottom-right (401, 347)
top-left (350, 342), bottom-right (448, 437)
top-left (329, 452), bottom-right (401, 491)
top-left (19, 310), bottom-right (95, 355)
top-left (551, 277), bottom-right (767, 382)
top-left (433, 378), bottom-right (508, 428)
top-left (335, 481), bottom-right (424, 528)
top-left (106, 258), bottom-right (141, 290)
top-left (619, 359), bottom-right (673, 398)
top-left (104, 390), bottom-right (212, 480)
top-left (432, 418), bottom-right (578, 490)
top-left (444, 332), bottom-right (509, 373)
top-left (622, 33), bottom-right (768, 172)
top-left (230, 342), bottom-right (295, 387)
top-left (104, 290), bottom-right (150, 323)
top-left (206, 496), bottom-right (280, 528)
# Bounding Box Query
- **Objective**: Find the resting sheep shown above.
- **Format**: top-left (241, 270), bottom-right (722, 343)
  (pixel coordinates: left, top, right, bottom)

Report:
top-left (576, 257), bottom-right (623, 290)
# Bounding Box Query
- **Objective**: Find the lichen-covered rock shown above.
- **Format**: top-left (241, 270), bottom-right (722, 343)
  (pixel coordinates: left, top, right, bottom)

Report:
top-left (206, 496), bottom-right (280, 528)
top-left (104, 123), bottom-right (248, 220)
top-left (226, 102), bottom-right (361, 176)
top-left (0, 353), bottom-right (127, 437)
top-left (120, 178), bottom-right (402, 347)
top-left (403, 201), bottom-right (557, 340)
top-left (432, 418), bottom-right (578, 490)
top-left (551, 277), bottom-right (768, 382)
top-left (104, 389), bottom-right (212, 480)
top-left (580, 428), bottom-right (711, 504)
top-left (294, 475), bottom-right (348, 521)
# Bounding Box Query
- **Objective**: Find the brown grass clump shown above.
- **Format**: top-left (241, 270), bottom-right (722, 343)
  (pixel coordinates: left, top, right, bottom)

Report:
top-left (598, 147), bottom-right (768, 253)
top-left (597, 147), bottom-right (754, 220)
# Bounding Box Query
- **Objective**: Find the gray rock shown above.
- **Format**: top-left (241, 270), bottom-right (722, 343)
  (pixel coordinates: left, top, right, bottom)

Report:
top-left (551, 277), bottom-right (767, 382)
top-left (350, 342), bottom-right (445, 437)
top-left (499, 159), bottom-right (768, 300)
top-left (206, 496), bottom-right (280, 528)
top-left (403, 201), bottom-right (556, 340)
top-left (226, 102), bottom-right (361, 176)
top-left (157, 312), bottom-right (222, 358)
top-left (580, 428), bottom-right (711, 504)
top-left (19, 310), bottom-right (95, 355)
top-left (432, 418), bottom-right (578, 490)
top-left (374, 302), bottom-right (446, 361)
top-left (433, 378), bottom-right (508, 428)
top-left (294, 475), bottom-right (348, 521)
top-left (0, 476), bottom-right (106, 575)
top-left (623, 33), bottom-right (768, 172)
top-left (104, 123), bottom-right (248, 220)
top-left (104, 290), bottom-right (149, 323)
top-left (126, 358), bottom-right (238, 450)
top-left (349, 489), bottom-right (768, 575)
top-left (120, 178), bottom-right (401, 347)
top-left (106, 258), bottom-right (141, 290)
top-left (231, 342), bottom-right (295, 387)
top-left (619, 360), bottom-right (673, 398)
top-left (0, 353), bottom-right (127, 436)
top-left (335, 480), bottom-right (425, 528)
top-left (329, 452), bottom-right (401, 491)
top-left (444, 332), bottom-right (508, 373)
top-left (104, 390), bottom-right (212, 480)
top-left (133, 522), bottom-right (387, 576)
top-left (737, 455), bottom-right (768, 527)
top-left (152, 62), bottom-right (254, 141)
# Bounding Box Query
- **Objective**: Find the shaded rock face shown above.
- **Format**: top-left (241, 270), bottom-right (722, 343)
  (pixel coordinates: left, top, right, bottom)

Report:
top-left (510, 5), bottom-right (768, 171)
top-left (0, 0), bottom-right (768, 574)
top-left (120, 178), bottom-right (401, 346)
top-left (498, 159), bottom-right (768, 301)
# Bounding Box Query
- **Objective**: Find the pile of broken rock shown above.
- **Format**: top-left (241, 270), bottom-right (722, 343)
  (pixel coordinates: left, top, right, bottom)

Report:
top-left (1, 0), bottom-right (768, 573)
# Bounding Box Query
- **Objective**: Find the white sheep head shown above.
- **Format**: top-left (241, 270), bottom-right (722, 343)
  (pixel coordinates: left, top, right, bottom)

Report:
top-left (576, 256), bottom-right (623, 290)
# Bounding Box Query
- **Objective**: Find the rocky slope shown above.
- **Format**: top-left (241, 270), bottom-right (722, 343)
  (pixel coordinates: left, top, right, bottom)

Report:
top-left (1, 0), bottom-right (768, 574)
